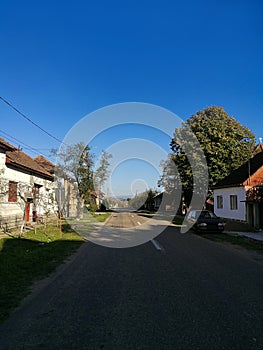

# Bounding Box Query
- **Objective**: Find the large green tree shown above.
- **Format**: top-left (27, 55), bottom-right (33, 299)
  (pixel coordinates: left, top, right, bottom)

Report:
top-left (53, 143), bottom-right (111, 213)
top-left (160, 106), bottom-right (255, 203)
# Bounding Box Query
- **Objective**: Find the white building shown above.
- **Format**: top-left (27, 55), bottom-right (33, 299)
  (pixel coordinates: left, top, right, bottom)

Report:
top-left (0, 138), bottom-right (55, 230)
top-left (214, 150), bottom-right (263, 229)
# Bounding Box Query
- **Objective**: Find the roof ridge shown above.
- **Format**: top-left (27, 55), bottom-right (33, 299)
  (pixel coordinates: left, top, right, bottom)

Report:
top-left (215, 151), bottom-right (263, 188)
top-left (0, 137), bottom-right (17, 151)
top-left (6, 149), bottom-right (53, 179)
top-left (0, 137), bottom-right (53, 179)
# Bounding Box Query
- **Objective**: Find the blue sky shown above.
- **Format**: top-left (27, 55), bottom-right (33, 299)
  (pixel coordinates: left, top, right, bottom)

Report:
top-left (0, 0), bottom-right (262, 196)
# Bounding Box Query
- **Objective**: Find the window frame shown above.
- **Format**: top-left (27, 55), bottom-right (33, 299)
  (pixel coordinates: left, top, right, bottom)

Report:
top-left (230, 195), bottom-right (238, 210)
top-left (8, 181), bottom-right (18, 202)
top-left (216, 195), bottom-right (223, 209)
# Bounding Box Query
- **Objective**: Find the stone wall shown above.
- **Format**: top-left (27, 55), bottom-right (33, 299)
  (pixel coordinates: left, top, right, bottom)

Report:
top-left (0, 213), bottom-right (23, 231)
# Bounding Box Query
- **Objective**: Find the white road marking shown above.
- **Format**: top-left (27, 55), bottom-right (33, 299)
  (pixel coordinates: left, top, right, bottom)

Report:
top-left (151, 239), bottom-right (163, 251)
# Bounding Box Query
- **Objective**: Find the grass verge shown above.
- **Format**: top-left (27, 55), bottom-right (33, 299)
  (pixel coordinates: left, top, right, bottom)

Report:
top-left (91, 212), bottom-right (111, 222)
top-left (0, 221), bottom-right (84, 323)
top-left (202, 233), bottom-right (263, 253)
top-left (172, 215), bottom-right (184, 225)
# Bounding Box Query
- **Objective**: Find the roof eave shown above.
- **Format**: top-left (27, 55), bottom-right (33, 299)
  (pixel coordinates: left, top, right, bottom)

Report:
top-left (6, 162), bottom-right (54, 181)
top-left (213, 183), bottom-right (244, 190)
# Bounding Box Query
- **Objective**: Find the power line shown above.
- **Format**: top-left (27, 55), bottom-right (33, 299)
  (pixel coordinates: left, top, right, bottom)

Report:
top-left (0, 96), bottom-right (67, 146)
top-left (0, 129), bottom-right (54, 160)
top-left (0, 131), bottom-right (53, 160)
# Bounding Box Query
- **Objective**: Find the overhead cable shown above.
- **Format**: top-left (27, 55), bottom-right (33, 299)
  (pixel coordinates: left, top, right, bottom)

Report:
top-left (0, 96), bottom-right (66, 146)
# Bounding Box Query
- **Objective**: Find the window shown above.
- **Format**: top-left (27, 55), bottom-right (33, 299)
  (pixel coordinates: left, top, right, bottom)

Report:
top-left (33, 184), bottom-right (42, 197)
top-left (217, 195), bottom-right (223, 209)
top-left (188, 211), bottom-right (196, 219)
top-left (230, 195), bottom-right (238, 210)
top-left (8, 181), bottom-right (18, 202)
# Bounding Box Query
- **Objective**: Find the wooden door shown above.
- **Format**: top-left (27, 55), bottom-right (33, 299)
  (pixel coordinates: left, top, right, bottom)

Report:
top-left (25, 203), bottom-right (30, 222)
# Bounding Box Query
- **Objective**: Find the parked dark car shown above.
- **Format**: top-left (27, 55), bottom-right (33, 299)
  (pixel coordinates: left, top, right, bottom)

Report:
top-left (186, 210), bottom-right (225, 233)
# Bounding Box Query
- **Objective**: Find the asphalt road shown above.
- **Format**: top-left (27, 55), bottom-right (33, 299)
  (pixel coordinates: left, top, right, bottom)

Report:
top-left (75, 211), bottom-right (170, 248)
top-left (0, 212), bottom-right (263, 349)
top-left (104, 211), bottom-right (148, 228)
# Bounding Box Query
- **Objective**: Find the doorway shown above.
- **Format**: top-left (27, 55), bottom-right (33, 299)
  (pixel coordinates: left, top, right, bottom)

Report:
top-left (25, 202), bottom-right (30, 222)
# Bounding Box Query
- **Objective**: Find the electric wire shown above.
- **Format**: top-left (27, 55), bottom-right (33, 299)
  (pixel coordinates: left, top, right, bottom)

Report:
top-left (0, 129), bottom-right (55, 160)
top-left (0, 96), bottom-right (67, 146)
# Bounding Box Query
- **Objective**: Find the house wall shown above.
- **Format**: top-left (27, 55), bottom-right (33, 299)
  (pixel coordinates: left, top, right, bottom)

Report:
top-left (0, 150), bottom-right (6, 168)
top-left (0, 153), bottom-right (55, 229)
top-left (0, 150), bottom-right (23, 228)
top-left (54, 178), bottom-right (78, 218)
top-left (214, 186), bottom-right (246, 221)
top-left (63, 180), bottom-right (78, 217)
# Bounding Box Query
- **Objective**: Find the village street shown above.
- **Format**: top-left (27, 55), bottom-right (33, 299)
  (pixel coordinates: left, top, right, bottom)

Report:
top-left (0, 212), bottom-right (263, 349)
top-left (1, 1), bottom-right (263, 348)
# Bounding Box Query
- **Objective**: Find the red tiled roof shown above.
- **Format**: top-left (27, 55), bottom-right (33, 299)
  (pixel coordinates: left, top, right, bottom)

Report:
top-left (6, 150), bottom-right (54, 180)
top-left (214, 151), bottom-right (263, 188)
top-left (34, 155), bottom-right (55, 175)
top-left (0, 137), bottom-right (17, 151)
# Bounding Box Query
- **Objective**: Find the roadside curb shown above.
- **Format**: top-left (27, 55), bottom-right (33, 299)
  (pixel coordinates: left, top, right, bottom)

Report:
top-left (103, 213), bottom-right (113, 225)
top-left (225, 231), bottom-right (263, 242)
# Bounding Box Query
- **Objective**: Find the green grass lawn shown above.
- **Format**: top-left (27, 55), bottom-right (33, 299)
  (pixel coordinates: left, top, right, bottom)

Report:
top-left (64, 212), bottom-right (111, 238)
top-left (67, 212), bottom-right (111, 224)
top-left (91, 212), bottom-right (111, 222)
top-left (0, 222), bottom-right (84, 323)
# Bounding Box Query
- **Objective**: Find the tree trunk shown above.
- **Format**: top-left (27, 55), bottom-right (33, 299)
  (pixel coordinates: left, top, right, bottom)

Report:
top-left (20, 204), bottom-right (26, 237)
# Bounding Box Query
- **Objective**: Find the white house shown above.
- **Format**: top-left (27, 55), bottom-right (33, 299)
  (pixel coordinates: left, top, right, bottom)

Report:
top-left (214, 150), bottom-right (263, 230)
top-left (34, 155), bottom-right (79, 218)
top-left (0, 138), bottom-right (55, 230)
